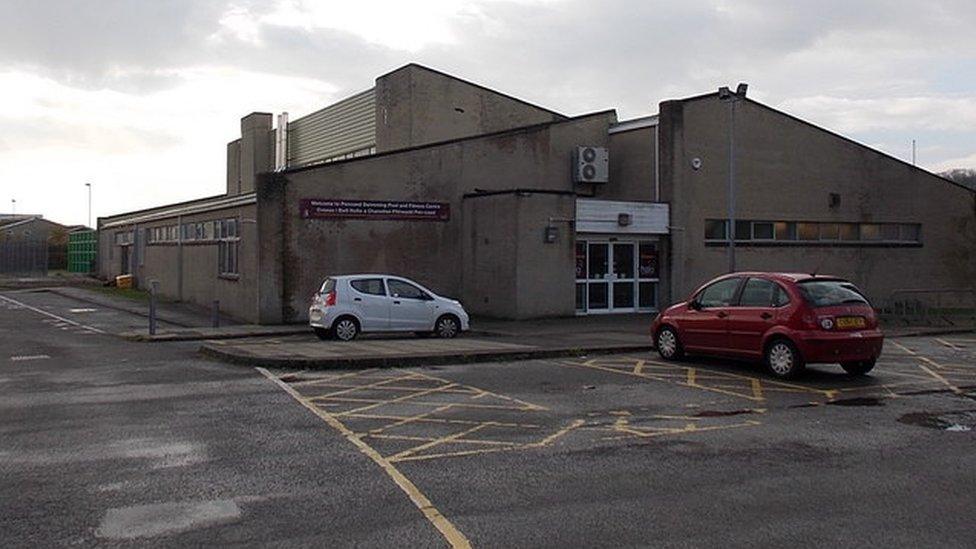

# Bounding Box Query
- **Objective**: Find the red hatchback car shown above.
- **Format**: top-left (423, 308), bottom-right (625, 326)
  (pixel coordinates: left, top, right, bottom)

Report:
top-left (650, 272), bottom-right (884, 379)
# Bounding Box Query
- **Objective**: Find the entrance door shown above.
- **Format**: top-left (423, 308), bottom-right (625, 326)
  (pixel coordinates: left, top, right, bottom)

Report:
top-left (576, 240), bottom-right (658, 314)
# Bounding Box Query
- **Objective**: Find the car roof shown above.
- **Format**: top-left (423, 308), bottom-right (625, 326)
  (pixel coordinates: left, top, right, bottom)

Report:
top-left (713, 272), bottom-right (847, 284)
top-left (327, 274), bottom-right (406, 280)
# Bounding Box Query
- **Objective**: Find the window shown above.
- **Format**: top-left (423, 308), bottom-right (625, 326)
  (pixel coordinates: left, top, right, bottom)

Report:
top-left (773, 284), bottom-right (791, 307)
top-left (839, 223), bottom-right (859, 241)
top-left (774, 222), bottom-right (796, 240)
top-left (752, 221), bottom-right (775, 240)
top-left (704, 219), bottom-right (728, 240)
top-left (351, 278), bottom-right (386, 296)
top-left (739, 278), bottom-right (777, 307)
top-left (217, 217), bottom-right (240, 277)
top-left (705, 220), bottom-right (920, 245)
top-left (797, 280), bottom-right (868, 307)
top-left (734, 220), bottom-right (752, 241)
top-left (388, 279), bottom-right (428, 300)
top-left (819, 223), bottom-right (840, 240)
top-left (697, 278), bottom-right (741, 308)
top-left (900, 224), bottom-right (920, 241)
top-left (797, 223), bottom-right (819, 240)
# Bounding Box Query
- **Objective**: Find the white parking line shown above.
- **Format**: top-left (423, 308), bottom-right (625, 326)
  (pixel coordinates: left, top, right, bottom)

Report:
top-left (0, 294), bottom-right (105, 334)
top-left (10, 354), bottom-right (51, 362)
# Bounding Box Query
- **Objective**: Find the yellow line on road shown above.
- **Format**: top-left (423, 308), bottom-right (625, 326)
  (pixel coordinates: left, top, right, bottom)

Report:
top-left (936, 338), bottom-right (963, 351)
top-left (892, 340), bottom-right (947, 370)
top-left (751, 379), bottom-right (763, 400)
top-left (256, 367), bottom-right (472, 549)
top-left (389, 423), bottom-right (490, 461)
top-left (633, 360), bottom-right (645, 375)
top-left (916, 363), bottom-right (963, 395)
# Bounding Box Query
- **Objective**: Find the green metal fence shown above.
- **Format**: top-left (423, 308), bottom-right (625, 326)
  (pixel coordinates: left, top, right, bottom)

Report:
top-left (67, 230), bottom-right (97, 273)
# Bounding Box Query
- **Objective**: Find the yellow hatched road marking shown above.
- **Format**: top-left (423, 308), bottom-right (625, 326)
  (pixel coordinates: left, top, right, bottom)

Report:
top-left (256, 367), bottom-right (472, 549)
top-left (389, 423), bottom-right (491, 461)
top-left (936, 338), bottom-right (964, 351)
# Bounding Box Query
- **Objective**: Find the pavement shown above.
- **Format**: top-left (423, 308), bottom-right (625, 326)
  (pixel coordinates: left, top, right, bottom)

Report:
top-left (3, 287), bottom-right (975, 547)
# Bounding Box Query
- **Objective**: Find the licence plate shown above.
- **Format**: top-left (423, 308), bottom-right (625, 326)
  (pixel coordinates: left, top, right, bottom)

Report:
top-left (836, 316), bottom-right (866, 329)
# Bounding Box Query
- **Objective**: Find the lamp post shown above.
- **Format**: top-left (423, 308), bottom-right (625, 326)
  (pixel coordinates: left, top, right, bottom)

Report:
top-left (85, 182), bottom-right (92, 228)
top-left (10, 198), bottom-right (15, 215)
top-left (718, 83), bottom-right (748, 273)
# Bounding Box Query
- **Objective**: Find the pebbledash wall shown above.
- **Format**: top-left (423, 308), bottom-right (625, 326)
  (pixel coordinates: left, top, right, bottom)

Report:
top-left (98, 63), bottom-right (976, 324)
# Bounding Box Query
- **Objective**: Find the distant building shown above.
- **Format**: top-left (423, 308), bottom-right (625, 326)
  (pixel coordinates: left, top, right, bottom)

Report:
top-left (97, 64), bottom-right (976, 323)
top-left (0, 215), bottom-right (77, 274)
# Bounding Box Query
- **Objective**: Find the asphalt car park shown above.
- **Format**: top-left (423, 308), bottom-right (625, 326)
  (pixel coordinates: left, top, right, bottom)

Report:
top-left (3, 287), bottom-right (975, 547)
top-left (262, 335), bottom-right (976, 547)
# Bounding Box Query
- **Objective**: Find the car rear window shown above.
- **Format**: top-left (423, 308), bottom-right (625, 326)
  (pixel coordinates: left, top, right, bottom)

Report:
top-left (319, 278), bottom-right (336, 293)
top-left (350, 278), bottom-right (386, 296)
top-left (797, 280), bottom-right (868, 307)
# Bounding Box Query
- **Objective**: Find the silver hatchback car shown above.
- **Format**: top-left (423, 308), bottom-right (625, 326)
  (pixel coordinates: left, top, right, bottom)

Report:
top-left (309, 274), bottom-right (471, 341)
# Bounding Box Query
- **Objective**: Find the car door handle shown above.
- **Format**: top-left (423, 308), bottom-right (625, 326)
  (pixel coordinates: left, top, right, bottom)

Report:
top-left (393, 300), bottom-right (401, 305)
top-left (353, 297), bottom-right (362, 302)
top-left (716, 311), bottom-right (728, 318)
top-left (760, 312), bottom-right (773, 320)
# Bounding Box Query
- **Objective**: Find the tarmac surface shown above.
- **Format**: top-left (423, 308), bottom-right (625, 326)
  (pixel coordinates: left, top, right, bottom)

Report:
top-left (2, 289), bottom-right (975, 547)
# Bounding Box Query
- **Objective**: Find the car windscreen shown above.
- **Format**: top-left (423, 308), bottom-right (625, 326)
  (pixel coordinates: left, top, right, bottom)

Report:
top-left (797, 280), bottom-right (868, 307)
top-left (319, 278), bottom-right (336, 293)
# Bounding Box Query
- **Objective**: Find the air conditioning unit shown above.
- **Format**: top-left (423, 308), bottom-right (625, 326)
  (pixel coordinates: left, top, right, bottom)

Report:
top-left (573, 146), bottom-right (609, 184)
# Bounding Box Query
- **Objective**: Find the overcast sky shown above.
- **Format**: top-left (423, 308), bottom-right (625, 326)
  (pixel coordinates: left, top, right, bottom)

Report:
top-left (2, 0), bottom-right (975, 226)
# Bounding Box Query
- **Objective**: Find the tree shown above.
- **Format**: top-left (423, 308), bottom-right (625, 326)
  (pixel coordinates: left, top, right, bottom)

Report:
top-left (940, 168), bottom-right (976, 191)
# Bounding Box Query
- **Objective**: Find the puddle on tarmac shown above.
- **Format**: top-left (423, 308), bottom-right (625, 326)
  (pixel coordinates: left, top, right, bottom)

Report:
top-left (899, 409), bottom-right (976, 432)
top-left (694, 409), bottom-right (760, 418)
top-left (827, 397), bottom-right (885, 407)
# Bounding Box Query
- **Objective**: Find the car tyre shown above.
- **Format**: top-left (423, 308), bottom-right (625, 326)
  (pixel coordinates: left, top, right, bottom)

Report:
top-left (313, 327), bottom-right (331, 341)
top-left (765, 338), bottom-right (804, 379)
top-left (656, 326), bottom-right (684, 361)
top-left (331, 317), bottom-right (360, 342)
top-left (434, 315), bottom-right (460, 339)
top-left (841, 359), bottom-right (876, 376)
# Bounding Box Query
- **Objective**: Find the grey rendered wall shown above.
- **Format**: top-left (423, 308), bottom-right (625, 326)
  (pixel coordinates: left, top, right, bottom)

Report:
top-left (273, 111), bottom-right (614, 322)
top-left (461, 194), bottom-right (519, 318)
top-left (514, 193), bottom-right (576, 317)
top-left (661, 96), bottom-right (976, 305)
top-left (607, 127), bottom-right (658, 202)
top-left (240, 113), bottom-right (273, 194)
top-left (374, 64), bottom-right (565, 153)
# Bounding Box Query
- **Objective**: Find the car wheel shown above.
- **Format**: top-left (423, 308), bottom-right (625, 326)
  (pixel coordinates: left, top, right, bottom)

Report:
top-left (656, 326), bottom-right (684, 361)
top-left (841, 359), bottom-right (876, 376)
top-left (313, 327), bottom-right (331, 341)
top-left (765, 338), bottom-right (804, 379)
top-left (331, 317), bottom-right (359, 341)
top-left (434, 315), bottom-right (460, 339)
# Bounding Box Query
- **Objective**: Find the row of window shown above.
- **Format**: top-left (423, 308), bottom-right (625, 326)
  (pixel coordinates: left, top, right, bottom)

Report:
top-left (704, 219), bottom-right (922, 243)
top-left (698, 277), bottom-right (791, 308)
top-left (145, 218), bottom-right (240, 244)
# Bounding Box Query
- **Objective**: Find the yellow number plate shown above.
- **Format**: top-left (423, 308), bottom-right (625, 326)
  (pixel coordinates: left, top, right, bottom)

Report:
top-left (836, 316), bottom-right (866, 329)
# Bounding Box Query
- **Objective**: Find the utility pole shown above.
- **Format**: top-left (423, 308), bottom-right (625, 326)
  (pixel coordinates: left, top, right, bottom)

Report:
top-left (10, 198), bottom-right (15, 215)
top-left (85, 182), bottom-right (92, 228)
top-left (719, 83), bottom-right (748, 273)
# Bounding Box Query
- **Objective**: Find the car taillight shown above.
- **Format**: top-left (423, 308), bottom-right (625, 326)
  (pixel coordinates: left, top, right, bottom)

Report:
top-left (324, 290), bottom-right (336, 306)
top-left (819, 317), bottom-right (834, 330)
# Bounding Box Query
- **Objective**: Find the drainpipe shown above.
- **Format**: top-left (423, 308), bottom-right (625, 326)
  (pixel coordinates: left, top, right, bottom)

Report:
top-left (177, 214), bottom-right (183, 301)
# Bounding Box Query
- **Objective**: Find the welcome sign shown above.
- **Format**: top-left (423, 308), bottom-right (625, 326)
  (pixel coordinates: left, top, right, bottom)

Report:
top-left (299, 199), bottom-right (450, 222)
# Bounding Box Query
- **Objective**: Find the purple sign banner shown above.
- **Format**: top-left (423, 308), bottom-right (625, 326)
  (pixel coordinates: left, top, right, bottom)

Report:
top-left (300, 199), bottom-right (450, 222)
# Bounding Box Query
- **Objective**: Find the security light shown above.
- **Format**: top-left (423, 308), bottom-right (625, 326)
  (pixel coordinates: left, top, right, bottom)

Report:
top-left (736, 83), bottom-right (748, 97)
top-left (718, 86), bottom-right (731, 100)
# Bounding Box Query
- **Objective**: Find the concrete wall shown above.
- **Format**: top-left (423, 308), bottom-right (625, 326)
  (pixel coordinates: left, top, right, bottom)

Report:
top-left (97, 203), bottom-right (259, 323)
top-left (375, 64), bottom-right (566, 153)
top-left (660, 95), bottom-right (976, 305)
top-left (607, 126), bottom-right (658, 202)
top-left (226, 139), bottom-right (241, 195)
top-left (240, 113), bottom-right (273, 194)
top-left (266, 111), bottom-right (615, 322)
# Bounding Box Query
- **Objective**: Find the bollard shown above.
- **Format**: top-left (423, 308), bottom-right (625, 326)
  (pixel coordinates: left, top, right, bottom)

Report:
top-left (149, 280), bottom-right (159, 336)
top-left (212, 300), bottom-right (220, 328)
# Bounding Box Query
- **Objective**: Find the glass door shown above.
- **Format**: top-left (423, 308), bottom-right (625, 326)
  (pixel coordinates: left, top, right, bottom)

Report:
top-left (587, 242), bottom-right (610, 312)
top-left (576, 239), bottom-right (660, 314)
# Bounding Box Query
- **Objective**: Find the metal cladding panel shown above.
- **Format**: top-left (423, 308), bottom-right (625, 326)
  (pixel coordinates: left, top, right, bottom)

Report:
top-left (287, 88), bottom-right (376, 166)
top-left (575, 199), bottom-right (669, 234)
